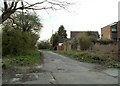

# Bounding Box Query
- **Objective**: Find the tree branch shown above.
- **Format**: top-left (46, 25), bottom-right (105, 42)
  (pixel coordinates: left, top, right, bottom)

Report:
top-left (9, 2), bottom-right (14, 9)
top-left (26, 0), bottom-right (47, 8)
top-left (4, 1), bottom-right (8, 11)
top-left (1, 0), bottom-right (71, 23)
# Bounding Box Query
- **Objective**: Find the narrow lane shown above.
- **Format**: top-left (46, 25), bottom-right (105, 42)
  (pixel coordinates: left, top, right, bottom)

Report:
top-left (24, 51), bottom-right (118, 84)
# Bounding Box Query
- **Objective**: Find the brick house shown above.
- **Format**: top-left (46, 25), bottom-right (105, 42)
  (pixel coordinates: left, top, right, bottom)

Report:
top-left (66, 31), bottom-right (99, 50)
top-left (70, 31), bottom-right (99, 39)
top-left (98, 21), bottom-right (120, 61)
top-left (101, 21), bottom-right (120, 41)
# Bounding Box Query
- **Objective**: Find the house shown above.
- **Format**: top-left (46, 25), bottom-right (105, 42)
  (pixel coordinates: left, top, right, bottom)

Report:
top-left (101, 21), bottom-right (120, 41)
top-left (57, 36), bottom-right (65, 51)
top-left (63, 31), bottom-right (99, 51)
top-left (70, 31), bottom-right (99, 39)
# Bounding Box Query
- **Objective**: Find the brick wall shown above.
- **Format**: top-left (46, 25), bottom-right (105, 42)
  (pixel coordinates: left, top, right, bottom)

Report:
top-left (117, 21), bottom-right (120, 39)
top-left (64, 43), bottom-right (71, 51)
top-left (91, 42), bottom-right (119, 61)
top-left (101, 25), bottom-right (111, 40)
top-left (92, 43), bottom-right (117, 53)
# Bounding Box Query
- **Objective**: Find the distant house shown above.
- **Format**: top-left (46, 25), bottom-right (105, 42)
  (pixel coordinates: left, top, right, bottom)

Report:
top-left (65, 31), bottom-right (99, 51)
top-left (101, 21), bottom-right (120, 41)
top-left (70, 31), bottom-right (99, 39)
top-left (57, 36), bottom-right (65, 51)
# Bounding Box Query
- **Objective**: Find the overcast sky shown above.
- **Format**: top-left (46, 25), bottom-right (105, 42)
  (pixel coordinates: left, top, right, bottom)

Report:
top-left (0, 0), bottom-right (120, 40)
top-left (38, 0), bottom-right (120, 41)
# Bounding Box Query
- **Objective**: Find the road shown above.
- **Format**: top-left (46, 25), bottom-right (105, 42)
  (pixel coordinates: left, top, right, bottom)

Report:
top-left (2, 51), bottom-right (119, 84)
top-left (22, 51), bottom-right (119, 84)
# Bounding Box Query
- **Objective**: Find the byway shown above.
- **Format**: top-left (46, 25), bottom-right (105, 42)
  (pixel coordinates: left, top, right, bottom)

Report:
top-left (23, 51), bottom-right (119, 84)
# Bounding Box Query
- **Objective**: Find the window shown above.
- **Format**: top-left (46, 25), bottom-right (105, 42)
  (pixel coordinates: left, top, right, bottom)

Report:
top-left (111, 25), bottom-right (117, 33)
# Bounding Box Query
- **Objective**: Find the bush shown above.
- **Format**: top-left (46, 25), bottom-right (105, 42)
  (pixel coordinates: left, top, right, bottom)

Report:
top-left (37, 40), bottom-right (51, 49)
top-left (96, 40), bottom-right (114, 45)
top-left (77, 33), bottom-right (93, 50)
top-left (2, 50), bottom-right (41, 67)
top-left (55, 51), bottom-right (120, 68)
top-left (2, 27), bottom-right (39, 56)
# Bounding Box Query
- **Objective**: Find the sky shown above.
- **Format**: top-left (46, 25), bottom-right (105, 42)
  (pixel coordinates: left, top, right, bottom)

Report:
top-left (0, 0), bottom-right (120, 41)
top-left (37, 0), bottom-right (120, 41)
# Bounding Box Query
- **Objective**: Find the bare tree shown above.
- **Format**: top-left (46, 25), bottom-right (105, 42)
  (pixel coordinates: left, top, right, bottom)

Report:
top-left (0, 0), bottom-right (71, 23)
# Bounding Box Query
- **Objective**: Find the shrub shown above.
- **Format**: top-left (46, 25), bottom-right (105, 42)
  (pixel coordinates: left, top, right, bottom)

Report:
top-left (37, 40), bottom-right (51, 49)
top-left (55, 51), bottom-right (120, 68)
top-left (96, 40), bottom-right (114, 45)
top-left (2, 27), bottom-right (39, 56)
top-left (77, 33), bottom-right (93, 50)
top-left (2, 50), bottom-right (41, 67)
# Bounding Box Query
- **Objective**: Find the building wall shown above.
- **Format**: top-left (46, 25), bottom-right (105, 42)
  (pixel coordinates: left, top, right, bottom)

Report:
top-left (101, 25), bottom-right (111, 40)
top-left (117, 21), bottom-right (120, 59)
top-left (91, 42), bottom-right (119, 61)
top-left (91, 43), bottom-right (118, 53)
top-left (64, 43), bottom-right (71, 51)
top-left (57, 45), bottom-right (64, 51)
top-left (101, 21), bottom-right (120, 41)
top-left (117, 21), bottom-right (120, 39)
top-left (70, 31), bottom-right (99, 39)
top-left (70, 31), bottom-right (80, 39)
top-left (63, 41), bottom-right (119, 61)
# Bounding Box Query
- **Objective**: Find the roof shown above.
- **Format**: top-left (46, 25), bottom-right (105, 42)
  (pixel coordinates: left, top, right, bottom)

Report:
top-left (109, 22), bottom-right (117, 26)
top-left (70, 31), bottom-right (99, 39)
top-left (101, 21), bottom-right (119, 29)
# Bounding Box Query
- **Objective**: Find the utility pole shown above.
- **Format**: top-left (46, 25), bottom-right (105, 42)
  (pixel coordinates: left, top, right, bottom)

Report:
top-left (52, 30), bottom-right (54, 48)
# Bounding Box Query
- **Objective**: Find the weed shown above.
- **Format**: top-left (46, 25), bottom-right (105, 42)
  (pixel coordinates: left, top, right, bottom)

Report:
top-left (55, 51), bottom-right (120, 68)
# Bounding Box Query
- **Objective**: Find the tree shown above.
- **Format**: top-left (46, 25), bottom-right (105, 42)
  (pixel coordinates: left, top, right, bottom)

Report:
top-left (50, 25), bottom-right (67, 50)
top-left (12, 12), bottom-right (42, 33)
top-left (50, 32), bottom-right (59, 50)
top-left (0, 0), bottom-right (71, 23)
top-left (2, 13), bottom-right (40, 56)
top-left (57, 25), bottom-right (67, 44)
top-left (37, 40), bottom-right (50, 50)
top-left (58, 25), bottom-right (67, 38)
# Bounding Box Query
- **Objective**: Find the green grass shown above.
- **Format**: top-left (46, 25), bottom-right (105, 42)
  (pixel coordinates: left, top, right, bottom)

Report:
top-left (55, 51), bottom-right (120, 68)
top-left (2, 50), bottom-right (42, 69)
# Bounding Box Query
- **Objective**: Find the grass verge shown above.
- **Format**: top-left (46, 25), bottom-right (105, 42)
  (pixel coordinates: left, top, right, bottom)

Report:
top-left (55, 50), bottom-right (120, 68)
top-left (2, 50), bottom-right (42, 69)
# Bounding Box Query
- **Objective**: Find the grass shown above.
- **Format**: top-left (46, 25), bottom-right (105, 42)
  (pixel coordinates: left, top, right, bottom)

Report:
top-left (2, 50), bottom-right (42, 69)
top-left (55, 50), bottom-right (120, 68)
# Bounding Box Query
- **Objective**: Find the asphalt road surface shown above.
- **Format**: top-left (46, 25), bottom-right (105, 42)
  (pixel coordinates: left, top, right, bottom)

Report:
top-left (22, 51), bottom-right (119, 84)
